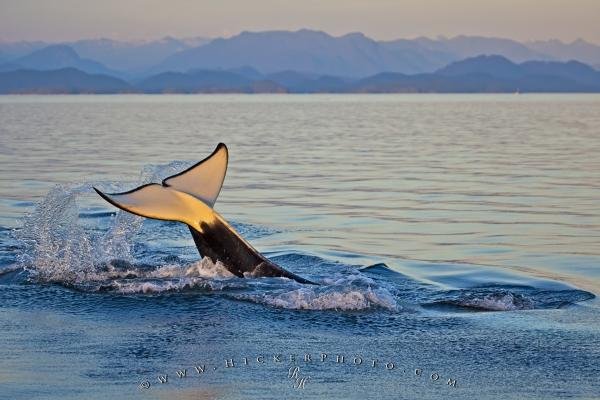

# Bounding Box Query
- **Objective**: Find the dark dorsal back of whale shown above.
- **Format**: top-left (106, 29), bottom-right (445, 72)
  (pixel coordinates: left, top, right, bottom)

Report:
top-left (187, 220), bottom-right (265, 278)
top-left (187, 224), bottom-right (314, 284)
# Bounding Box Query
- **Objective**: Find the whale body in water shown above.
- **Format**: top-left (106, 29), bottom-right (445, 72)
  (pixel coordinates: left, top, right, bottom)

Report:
top-left (94, 143), bottom-right (314, 284)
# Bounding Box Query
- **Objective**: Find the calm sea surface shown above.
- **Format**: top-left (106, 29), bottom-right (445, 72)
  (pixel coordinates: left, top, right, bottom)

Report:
top-left (0, 94), bottom-right (599, 399)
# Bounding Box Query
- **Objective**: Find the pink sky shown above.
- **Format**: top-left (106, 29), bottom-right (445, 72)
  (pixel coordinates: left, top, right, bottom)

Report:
top-left (1, 0), bottom-right (599, 43)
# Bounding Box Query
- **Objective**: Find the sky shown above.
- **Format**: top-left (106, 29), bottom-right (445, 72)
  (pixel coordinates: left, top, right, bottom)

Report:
top-left (1, 0), bottom-right (599, 43)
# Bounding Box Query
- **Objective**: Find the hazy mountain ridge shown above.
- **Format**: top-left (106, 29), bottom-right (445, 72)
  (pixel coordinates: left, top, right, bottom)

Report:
top-left (1, 45), bottom-right (122, 77)
top-left (69, 37), bottom-right (210, 71)
top-left (2, 30), bottom-right (599, 77)
top-left (526, 39), bottom-right (600, 68)
top-left (136, 69), bottom-right (286, 93)
top-left (438, 55), bottom-right (600, 87)
top-left (154, 30), bottom-right (588, 77)
top-left (2, 55), bottom-right (599, 94)
top-left (155, 30), bottom-right (456, 76)
top-left (0, 36), bottom-right (210, 73)
top-left (0, 68), bottom-right (132, 94)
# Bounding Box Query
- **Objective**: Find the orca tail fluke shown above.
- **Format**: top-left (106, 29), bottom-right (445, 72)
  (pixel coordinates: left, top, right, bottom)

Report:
top-left (93, 184), bottom-right (216, 229)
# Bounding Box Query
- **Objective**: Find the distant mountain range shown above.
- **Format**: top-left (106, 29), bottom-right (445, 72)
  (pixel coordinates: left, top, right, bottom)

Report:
top-left (2, 55), bottom-right (599, 94)
top-left (0, 45), bottom-right (123, 77)
top-left (155, 30), bottom-right (440, 76)
top-left (0, 68), bottom-right (132, 94)
top-left (357, 56), bottom-right (600, 93)
top-left (0, 36), bottom-right (210, 72)
top-left (0, 30), bottom-right (599, 93)
top-left (2, 30), bottom-right (600, 76)
top-left (526, 39), bottom-right (600, 70)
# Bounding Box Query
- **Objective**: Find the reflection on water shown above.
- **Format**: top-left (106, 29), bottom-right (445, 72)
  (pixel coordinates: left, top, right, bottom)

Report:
top-left (0, 94), bottom-right (599, 399)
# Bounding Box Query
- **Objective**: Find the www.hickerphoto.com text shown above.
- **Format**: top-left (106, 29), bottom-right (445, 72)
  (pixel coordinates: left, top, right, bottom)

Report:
top-left (138, 352), bottom-right (459, 391)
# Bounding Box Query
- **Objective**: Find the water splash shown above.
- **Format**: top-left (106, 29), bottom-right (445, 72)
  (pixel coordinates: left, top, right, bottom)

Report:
top-left (16, 183), bottom-right (98, 284)
top-left (13, 161), bottom-right (194, 286)
top-left (96, 257), bottom-right (243, 294)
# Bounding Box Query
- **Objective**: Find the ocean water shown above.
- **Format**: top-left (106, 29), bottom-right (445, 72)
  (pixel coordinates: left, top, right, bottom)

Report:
top-left (0, 94), bottom-right (599, 399)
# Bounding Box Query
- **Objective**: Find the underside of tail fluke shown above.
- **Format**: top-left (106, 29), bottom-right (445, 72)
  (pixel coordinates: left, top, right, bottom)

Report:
top-left (93, 184), bottom-right (216, 230)
top-left (93, 143), bottom-right (227, 222)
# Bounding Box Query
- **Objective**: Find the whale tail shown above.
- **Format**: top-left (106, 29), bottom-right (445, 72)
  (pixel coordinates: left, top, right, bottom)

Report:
top-left (93, 143), bottom-right (315, 285)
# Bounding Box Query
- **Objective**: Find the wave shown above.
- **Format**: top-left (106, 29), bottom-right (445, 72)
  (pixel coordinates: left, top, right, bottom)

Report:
top-left (442, 291), bottom-right (534, 311)
top-left (231, 273), bottom-right (399, 311)
top-left (424, 286), bottom-right (595, 312)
